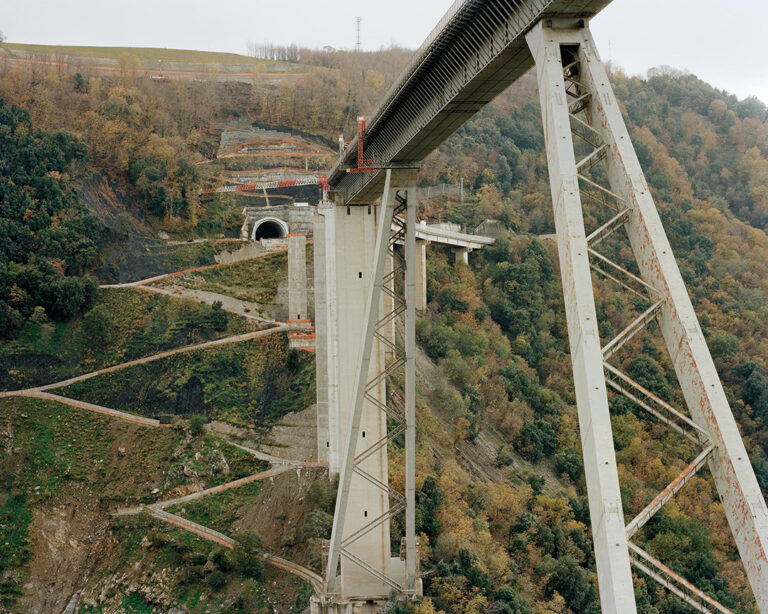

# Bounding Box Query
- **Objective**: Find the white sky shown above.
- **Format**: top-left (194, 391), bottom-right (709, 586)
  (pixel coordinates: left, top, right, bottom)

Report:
top-left (2, 0), bottom-right (767, 104)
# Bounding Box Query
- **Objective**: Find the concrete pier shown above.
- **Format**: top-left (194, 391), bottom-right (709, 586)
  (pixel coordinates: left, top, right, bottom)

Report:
top-left (452, 246), bottom-right (469, 265)
top-left (415, 239), bottom-right (427, 311)
top-left (313, 188), bottom-right (493, 609)
top-left (327, 202), bottom-right (392, 598)
top-left (288, 234), bottom-right (308, 321)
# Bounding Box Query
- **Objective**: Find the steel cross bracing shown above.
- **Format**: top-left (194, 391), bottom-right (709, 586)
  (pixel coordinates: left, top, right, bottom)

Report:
top-left (322, 169), bottom-right (419, 602)
top-left (527, 20), bottom-right (768, 613)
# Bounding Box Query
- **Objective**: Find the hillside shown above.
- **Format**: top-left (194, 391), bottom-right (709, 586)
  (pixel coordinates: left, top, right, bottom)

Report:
top-left (1, 43), bottom-right (311, 76)
top-left (4, 44), bottom-right (277, 66)
top-left (1, 42), bottom-right (768, 613)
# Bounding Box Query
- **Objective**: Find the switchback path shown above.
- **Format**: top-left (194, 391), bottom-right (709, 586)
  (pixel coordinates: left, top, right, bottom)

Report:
top-left (136, 284), bottom-right (280, 326)
top-left (3, 244), bottom-right (326, 595)
top-left (115, 463), bottom-right (327, 594)
top-left (0, 325), bottom-right (294, 398)
top-left (99, 247), bottom-right (282, 289)
top-left (149, 509), bottom-right (324, 594)
top-left (115, 466), bottom-right (296, 517)
top-left (0, 391), bottom-right (161, 427)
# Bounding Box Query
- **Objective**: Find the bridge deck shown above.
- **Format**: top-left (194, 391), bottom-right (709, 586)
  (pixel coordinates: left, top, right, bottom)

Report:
top-left (329, 0), bottom-right (611, 203)
top-left (396, 223), bottom-right (495, 249)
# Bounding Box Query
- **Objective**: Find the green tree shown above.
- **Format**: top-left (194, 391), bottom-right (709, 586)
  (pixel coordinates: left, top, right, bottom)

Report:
top-left (542, 555), bottom-right (596, 611)
top-left (555, 447), bottom-right (583, 483)
top-left (82, 304), bottom-right (114, 346)
top-left (233, 531), bottom-right (264, 579)
top-left (514, 420), bottom-right (556, 463)
top-left (302, 509), bottom-right (333, 539)
top-left (72, 72), bottom-right (89, 94)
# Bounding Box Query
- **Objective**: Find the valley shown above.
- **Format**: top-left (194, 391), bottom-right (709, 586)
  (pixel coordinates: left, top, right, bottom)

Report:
top-left (1, 23), bottom-right (768, 614)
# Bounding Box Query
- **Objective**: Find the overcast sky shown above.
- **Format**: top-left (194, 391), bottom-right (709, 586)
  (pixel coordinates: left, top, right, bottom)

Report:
top-left (2, 0), bottom-right (767, 104)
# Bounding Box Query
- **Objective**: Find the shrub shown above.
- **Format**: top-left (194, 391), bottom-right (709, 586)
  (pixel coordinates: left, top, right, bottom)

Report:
top-left (233, 531), bottom-right (264, 579)
top-left (212, 549), bottom-right (234, 572)
top-left (189, 414), bottom-right (207, 436)
top-left (82, 304), bottom-right (114, 346)
top-left (302, 509), bottom-right (333, 539)
top-left (205, 301), bottom-right (229, 331)
top-left (526, 474), bottom-right (545, 496)
top-left (207, 570), bottom-right (226, 590)
top-left (495, 446), bottom-right (514, 467)
top-left (306, 480), bottom-right (335, 513)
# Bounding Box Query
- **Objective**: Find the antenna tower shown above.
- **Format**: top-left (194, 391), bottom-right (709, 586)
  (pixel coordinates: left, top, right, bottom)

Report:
top-left (355, 17), bottom-right (362, 52)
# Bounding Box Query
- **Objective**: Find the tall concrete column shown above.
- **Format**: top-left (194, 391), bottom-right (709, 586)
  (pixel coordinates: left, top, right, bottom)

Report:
top-left (382, 251), bottom-right (396, 360)
top-left (288, 233), bottom-right (308, 321)
top-left (331, 201), bottom-right (391, 598)
top-left (316, 205), bottom-right (340, 473)
top-left (526, 22), bottom-right (637, 613)
top-left (415, 239), bottom-right (427, 311)
top-left (314, 211), bottom-right (330, 465)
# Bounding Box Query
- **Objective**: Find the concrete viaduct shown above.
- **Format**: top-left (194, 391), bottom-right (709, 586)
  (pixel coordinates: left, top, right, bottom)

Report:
top-left (299, 0), bottom-right (768, 612)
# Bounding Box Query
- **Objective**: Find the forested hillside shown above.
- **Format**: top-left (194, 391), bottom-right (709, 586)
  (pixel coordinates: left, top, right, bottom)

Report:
top-left (0, 100), bottom-right (101, 336)
top-left (410, 68), bottom-right (768, 612)
top-left (1, 45), bottom-right (768, 613)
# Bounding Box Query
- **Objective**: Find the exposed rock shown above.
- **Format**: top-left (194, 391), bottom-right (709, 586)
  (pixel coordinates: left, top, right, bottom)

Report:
top-left (207, 448), bottom-right (230, 477)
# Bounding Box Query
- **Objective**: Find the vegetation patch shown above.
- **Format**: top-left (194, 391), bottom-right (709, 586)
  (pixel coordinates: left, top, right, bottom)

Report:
top-left (59, 333), bottom-right (316, 427)
top-left (168, 481), bottom-right (264, 535)
top-left (99, 516), bottom-right (274, 613)
top-left (157, 251), bottom-right (288, 304)
top-left (0, 288), bottom-right (249, 391)
top-left (0, 100), bottom-right (102, 339)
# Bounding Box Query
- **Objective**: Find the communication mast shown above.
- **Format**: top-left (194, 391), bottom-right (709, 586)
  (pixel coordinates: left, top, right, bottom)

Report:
top-left (355, 17), bottom-right (362, 52)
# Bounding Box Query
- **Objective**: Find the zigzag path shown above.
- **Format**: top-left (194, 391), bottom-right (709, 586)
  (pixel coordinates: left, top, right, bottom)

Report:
top-left (1, 252), bottom-right (324, 595)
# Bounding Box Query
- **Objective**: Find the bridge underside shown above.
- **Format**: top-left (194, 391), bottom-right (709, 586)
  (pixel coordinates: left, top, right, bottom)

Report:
top-left (328, 0), bottom-right (610, 204)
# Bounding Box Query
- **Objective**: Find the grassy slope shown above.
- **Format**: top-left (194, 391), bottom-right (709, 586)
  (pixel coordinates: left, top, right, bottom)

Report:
top-left (55, 250), bottom-right (315, 426)
top-left (0, 397), bottom-right (267, 612)
top-left (0, 288), bottom-right (251, 392)
top-left (3, 43), bottom-right (305, 71)
top-left (167, 481), bottom-right (264, 534)
top-left (156, 245), bottom-right (313, 305)
top-left (59, 334), bottom-right (316, 428)
top-left (157, 251), bottom-right (289, 304)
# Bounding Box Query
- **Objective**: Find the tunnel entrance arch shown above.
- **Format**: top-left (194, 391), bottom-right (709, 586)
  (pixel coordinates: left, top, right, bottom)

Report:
top-left (251, 217), bottom-right (289, 241)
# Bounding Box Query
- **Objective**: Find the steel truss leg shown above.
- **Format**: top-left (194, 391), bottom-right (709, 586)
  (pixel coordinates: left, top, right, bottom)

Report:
top-left (322, 169), bottom-right (420, 604)
top-left (526, 23), bottom-right (637, 614)
top-left (528, 19), bottom-right (768, 613)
